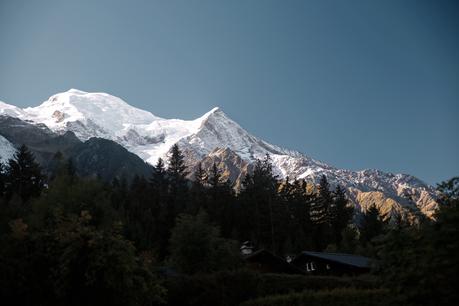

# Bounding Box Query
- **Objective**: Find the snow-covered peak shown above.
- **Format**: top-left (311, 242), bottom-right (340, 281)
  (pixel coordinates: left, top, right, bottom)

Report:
top-left (0, 100), bottom-right (27, 118)
top-left (66, 88), bottom-right (88, 95)
top-left (24, 89), bottom-right (160, 139)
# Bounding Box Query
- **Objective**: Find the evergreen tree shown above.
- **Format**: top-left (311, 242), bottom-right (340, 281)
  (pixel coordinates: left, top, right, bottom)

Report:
top-left (359, 204), bottom-right (384, 245)
top-left (310, 175), bottom-right (333, 250)
top-left (284, 179), bottom-right (315, 252)
top-left (208, 162), bottom-right (223, 189)
top-left (339, 226), bottom-right (359, 253)
top-left (111, 175), bottom-right (128, 211)
top-left (193, 162), bottom-right (207, 187)
top-left (239, 155), bottom-right (287, 254)
top-left (207, 162), bottom-right (234, 237)
top-left (169, 211), bottom-right (241, 274)
top-left (149, 158), bottom-right (168, 206)
top-left (166, 144), bottom-right (189, 192)
top-left (5, 145), bottom-right (44, 202)
top-left (125, 175), bottom-right (157, 251)
top-left (65, 158), bottom-right (77, 180)
top-left (156, 144), bottom-right (190, 259)
top-left (330, 185), bottom-right (354, 246)
top-left (166, 144), bottom-right (189, 213)
top-left (0, 162), bottom-right (5, 197)
top-left (50, 153), bottom-right (77, 184)
top-left (312, 175), bottom-right (332, 224)
top-left (377, 178), bottom-right (459, 305)
top-left (189, 162), bottom-right (208, 215)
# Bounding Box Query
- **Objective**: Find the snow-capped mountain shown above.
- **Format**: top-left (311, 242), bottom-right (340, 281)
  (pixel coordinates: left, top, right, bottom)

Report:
top-left (0, 89), bottom-right (439, 218)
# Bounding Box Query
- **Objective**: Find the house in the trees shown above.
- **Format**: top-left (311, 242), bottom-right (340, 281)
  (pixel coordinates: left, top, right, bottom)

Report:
top-left (244, 249), bottom-right (304, 275)
top-left (291, 251), bottom-right (372, 276)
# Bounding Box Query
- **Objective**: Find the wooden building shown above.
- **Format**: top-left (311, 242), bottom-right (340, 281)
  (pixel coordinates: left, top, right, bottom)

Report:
top-left (291, 251), bottom-right (371, 276)
top-left (244, 249), bottom-right (304, 275)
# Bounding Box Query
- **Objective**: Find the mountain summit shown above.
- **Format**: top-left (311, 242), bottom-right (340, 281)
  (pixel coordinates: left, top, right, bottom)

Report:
top-left (0, 89), bottom-right (438, 219)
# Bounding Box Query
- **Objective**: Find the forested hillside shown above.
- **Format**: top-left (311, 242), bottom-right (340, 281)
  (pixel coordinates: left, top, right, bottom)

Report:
top-left (0, 144), bottom-right (457, 305)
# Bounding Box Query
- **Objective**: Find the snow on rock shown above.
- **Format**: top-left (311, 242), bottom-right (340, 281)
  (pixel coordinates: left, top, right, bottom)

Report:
top-left (0, 135), bottom-right (16, 164)
top-left (0, 101), bottom-right (27, 118)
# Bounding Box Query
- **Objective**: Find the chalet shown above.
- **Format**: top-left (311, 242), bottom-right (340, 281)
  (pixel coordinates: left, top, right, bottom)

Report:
top-left (244, 249), bottom-right (304, 275)
top-left (291, 251), bottom-right (372, 276)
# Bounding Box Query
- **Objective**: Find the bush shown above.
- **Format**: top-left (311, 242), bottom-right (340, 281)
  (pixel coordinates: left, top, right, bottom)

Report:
top-left (165, 270), bottom-right (380, 306)
top-left (165, 269), bottom-right (260, 306)
top-left (258, 273), bottom-right (378, 295)
top-left (169, 212), bottom-right (242, 274)
top-left (240, 288), bottom-right (391, 306)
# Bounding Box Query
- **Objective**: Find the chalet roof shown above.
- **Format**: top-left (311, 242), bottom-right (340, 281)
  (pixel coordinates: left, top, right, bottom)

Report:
top-left (245, 249), bottom-right (305, 274)
top-left (295, 251), bottom-right (371, 268)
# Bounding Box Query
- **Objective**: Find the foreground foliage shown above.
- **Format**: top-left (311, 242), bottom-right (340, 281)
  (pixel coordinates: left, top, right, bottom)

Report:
top-left (376, 177), bottom-right (459, 306)
top-left (165, 271), bottom-right (379, 306)
top-left (240, 288), bottom-right (391, 306)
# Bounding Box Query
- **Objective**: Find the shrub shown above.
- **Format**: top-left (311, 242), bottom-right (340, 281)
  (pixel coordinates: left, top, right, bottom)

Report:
top-left (240, 288), bottom-right (391, 306)
top-left (258, 273), bottom-right (378, 295)
top-left (165, 270), bottom-right (380, 306)
top-left (165, 269), bottom-right (260, 306)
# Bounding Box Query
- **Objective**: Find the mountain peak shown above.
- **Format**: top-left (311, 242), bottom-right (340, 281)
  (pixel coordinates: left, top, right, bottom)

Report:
top-left (200, 106), bottom-right (223, 120)
top-left (0, 100), bottom-right (27, 118)
top-left (24, 90), bottom-right (159, 139)
top-left (66, 88), bottom-right (88, 95)
top-left (209, 106), bottom-right (220, 113)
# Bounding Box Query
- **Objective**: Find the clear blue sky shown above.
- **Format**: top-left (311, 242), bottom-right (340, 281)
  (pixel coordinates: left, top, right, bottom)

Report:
top-left (0, 0), bottom-right (458, 184)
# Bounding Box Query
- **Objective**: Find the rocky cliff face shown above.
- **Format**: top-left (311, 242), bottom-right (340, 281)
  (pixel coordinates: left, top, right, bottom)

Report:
top-left (0, 89), bottom-right (439, 219)
top-left (0, 116), bottom-right (152, 181)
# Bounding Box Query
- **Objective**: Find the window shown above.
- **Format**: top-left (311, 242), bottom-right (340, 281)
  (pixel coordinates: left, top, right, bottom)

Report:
top-left (306, 262), bottom-right (316, 272)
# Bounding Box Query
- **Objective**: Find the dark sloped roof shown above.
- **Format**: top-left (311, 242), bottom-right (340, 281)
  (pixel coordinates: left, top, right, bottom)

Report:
top-left (295, 251), bottom-right (371, 268)
top-left (245, 249), bottom-right (305, 274)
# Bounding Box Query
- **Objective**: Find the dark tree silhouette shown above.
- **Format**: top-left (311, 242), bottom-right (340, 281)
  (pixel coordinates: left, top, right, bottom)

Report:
top-left (5, 145), bottom-right (44, 202)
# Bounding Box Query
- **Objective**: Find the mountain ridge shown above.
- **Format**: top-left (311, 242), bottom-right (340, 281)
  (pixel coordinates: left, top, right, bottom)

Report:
top-left (0, 89), bottom-right (439, 219)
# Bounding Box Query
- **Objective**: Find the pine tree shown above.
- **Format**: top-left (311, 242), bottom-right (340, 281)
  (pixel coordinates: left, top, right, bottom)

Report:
top-left (284, 179), bottom-right (314, 252)
top-left (166, 144), bottom-right (188, 190)
top-left (207, 162), bottom-right (234, 237)
top-left (0, 163), bottom-right (5, 197)
top-left (359, 204), bottom-right (384, 245)
top-left (165, 144), bottom-right (189, 208)
top-left (208, 163), bottom-right (223, 188)
top-left (330, 185), bottom-right (354, 246)
top-left (310, 175), bottom-right (333, 250)
top-left (156, 144), bottom-right (190, 258)
top-left (193, 162), bottom-right (207, 187)
top-left (312, 175), bottom-right (332, 224)
top-left (169, 211), bottom-right (241, 274)
top-left (5, 145), bottom-right (44, 202)
top-left (188, 162), bottom-right (208, 215)
top-left (66, 158), bottom-right (77, 180)
top-left (239, 154), bottom-right (287, 253)
top-left (150, 158), bottom-right (168, 196)
top-left (125, 175), bottom-right (158, 251)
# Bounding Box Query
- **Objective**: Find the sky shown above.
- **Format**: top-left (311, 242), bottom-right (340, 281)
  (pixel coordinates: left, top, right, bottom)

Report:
top-left (0, 0), bottom-right (458, 184)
